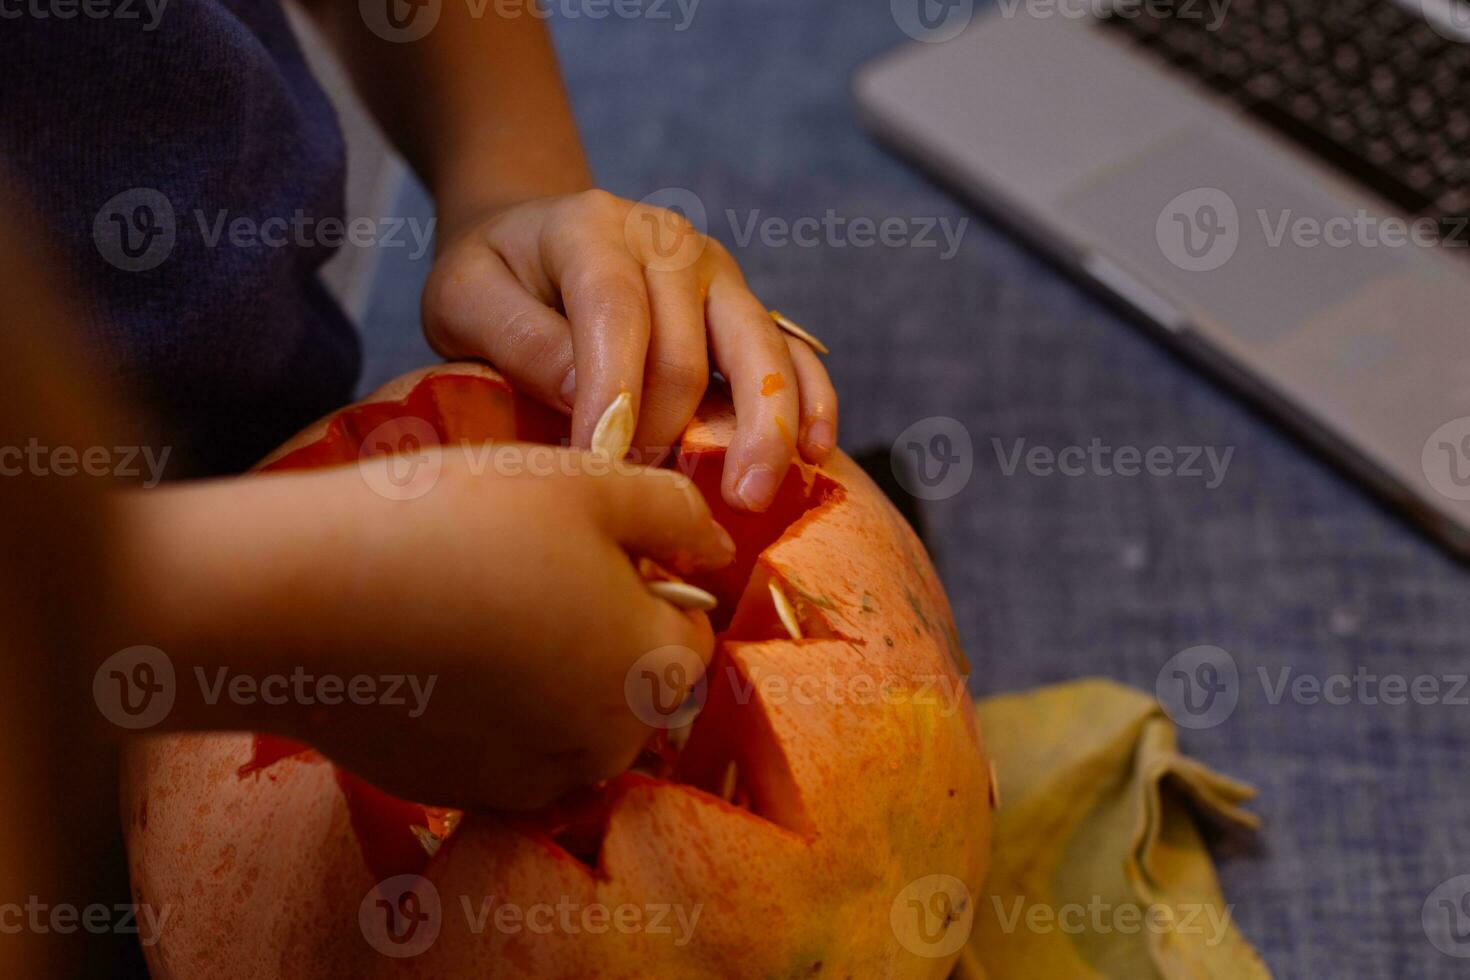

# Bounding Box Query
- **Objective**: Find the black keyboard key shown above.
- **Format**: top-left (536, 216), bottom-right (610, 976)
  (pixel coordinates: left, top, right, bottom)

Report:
top-left (1098, 0), bottom-right (1470, 231)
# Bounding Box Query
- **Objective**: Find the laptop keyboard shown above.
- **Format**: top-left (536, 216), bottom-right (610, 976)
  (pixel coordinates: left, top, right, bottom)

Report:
top-left (1100, 0), bottom-right (1470, 242)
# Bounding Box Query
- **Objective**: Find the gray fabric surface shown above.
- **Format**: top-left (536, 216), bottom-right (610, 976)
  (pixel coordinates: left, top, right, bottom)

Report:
top-left (355, 3), bottom-right (1470, 975)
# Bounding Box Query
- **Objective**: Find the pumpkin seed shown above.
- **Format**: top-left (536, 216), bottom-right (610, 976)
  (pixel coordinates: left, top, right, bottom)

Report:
top-left (769, 581), bottom-right (803, 639)
top-left (988, 761), bottom-right (1001, 810)
top-left (648, 580), bottom-right (718, 612)
top-left (720, 760), bottom-right (738, 802)
top-left (410, 825), bottom-right (442, 858)
top-left (591, 391), bottom-right (634, 458)
top-left (769, 310), bottom-right (830, 355)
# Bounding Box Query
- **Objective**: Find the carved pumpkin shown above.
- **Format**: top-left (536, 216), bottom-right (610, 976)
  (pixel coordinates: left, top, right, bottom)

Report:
top-left (123, 364), bottom-right (991, 978)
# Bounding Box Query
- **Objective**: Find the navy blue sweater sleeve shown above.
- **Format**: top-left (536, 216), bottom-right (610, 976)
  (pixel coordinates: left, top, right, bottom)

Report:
top-left (0, 0), bottom-right (363, 476)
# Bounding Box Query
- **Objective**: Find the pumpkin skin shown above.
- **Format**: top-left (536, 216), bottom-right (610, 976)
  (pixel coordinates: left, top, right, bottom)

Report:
top-left (122, 363), bottom-right (991, 979)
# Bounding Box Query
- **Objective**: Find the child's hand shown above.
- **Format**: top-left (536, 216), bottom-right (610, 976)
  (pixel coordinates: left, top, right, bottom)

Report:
top-left (122, 447), bottom-right (734, 810)
top-left (423, 191), bottom-right (839, 513)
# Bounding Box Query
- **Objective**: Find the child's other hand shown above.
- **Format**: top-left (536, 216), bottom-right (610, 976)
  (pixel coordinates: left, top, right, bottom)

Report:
top-left (126, 447), bottom-right (735, 810)
top-left (423, 191), bottom-right (838, 512)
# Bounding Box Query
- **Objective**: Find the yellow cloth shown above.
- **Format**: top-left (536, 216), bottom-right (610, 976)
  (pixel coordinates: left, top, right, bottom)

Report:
top-left (954, 679), bottom-right (1271, 980)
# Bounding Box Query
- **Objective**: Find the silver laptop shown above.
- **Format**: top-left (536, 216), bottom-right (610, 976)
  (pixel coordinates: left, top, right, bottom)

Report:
top-left (856, 0), bottom-right (1470, 555)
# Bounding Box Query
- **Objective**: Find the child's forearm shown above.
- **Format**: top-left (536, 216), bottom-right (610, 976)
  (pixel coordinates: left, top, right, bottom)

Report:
top-left (111, 469), bottom-right (376, 739)
top-left (302, 0), bottom-right (593, 238)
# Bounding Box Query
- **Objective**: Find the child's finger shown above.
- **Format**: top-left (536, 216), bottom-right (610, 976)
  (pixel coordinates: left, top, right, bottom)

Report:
top-left (704, 264), bottom-right (802, 512)
top-left (423, 247), bottom-right (577, 412)
top-left (548, 248), bottom-right (653, 452)
top-left (786, 335), bottom-right (838, 463)
top-left (632, 267), bottom-right (709, 462)
top-left (588, 465), bottom-right (735, 573)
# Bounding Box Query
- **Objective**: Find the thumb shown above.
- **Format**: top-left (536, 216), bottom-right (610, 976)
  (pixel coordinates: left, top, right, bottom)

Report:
top-left (586, 464), bottom-right (735, 574)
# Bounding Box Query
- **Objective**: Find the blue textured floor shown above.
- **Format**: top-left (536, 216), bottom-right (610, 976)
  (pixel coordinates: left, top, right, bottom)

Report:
top-left (357, 4), bottom-right (1470, 975)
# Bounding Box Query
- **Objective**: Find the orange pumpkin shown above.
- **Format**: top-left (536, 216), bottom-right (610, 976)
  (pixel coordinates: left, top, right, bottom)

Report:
top-left (122, 364), bottom-right (991, 978)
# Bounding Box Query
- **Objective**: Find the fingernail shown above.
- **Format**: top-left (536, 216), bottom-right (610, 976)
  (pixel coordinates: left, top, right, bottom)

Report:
top-left (735, 464), bottom-right (779, 511)
top-left (805, 420), bottom-right (836, 457)
top-left (714, 522), bottom-right (737, 556)
top-left (559, 368), bottom-right (577, 410)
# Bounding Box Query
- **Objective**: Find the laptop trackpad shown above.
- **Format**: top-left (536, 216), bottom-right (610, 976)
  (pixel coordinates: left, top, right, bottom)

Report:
top-left (1058, 130), bottom-right (1407, 345)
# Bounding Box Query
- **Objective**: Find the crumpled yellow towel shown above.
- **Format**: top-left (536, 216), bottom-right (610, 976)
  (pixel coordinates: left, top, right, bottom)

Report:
top-left (953, 678), bottom-right (1270, 980)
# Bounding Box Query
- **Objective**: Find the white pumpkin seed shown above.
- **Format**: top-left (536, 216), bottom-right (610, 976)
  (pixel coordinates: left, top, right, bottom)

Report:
top-left (591, 391), bottom-right (635, 458)
top-left (648, 580), bottom-right (718, 612)
top-left (769, 581), bottom-right (803, 639)
top-left (720, 760), bottom-right (738, 802)
top-left (769, 310), bottom-right (830, 355)
top-left (410, 825), bottom-right (442, 858)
